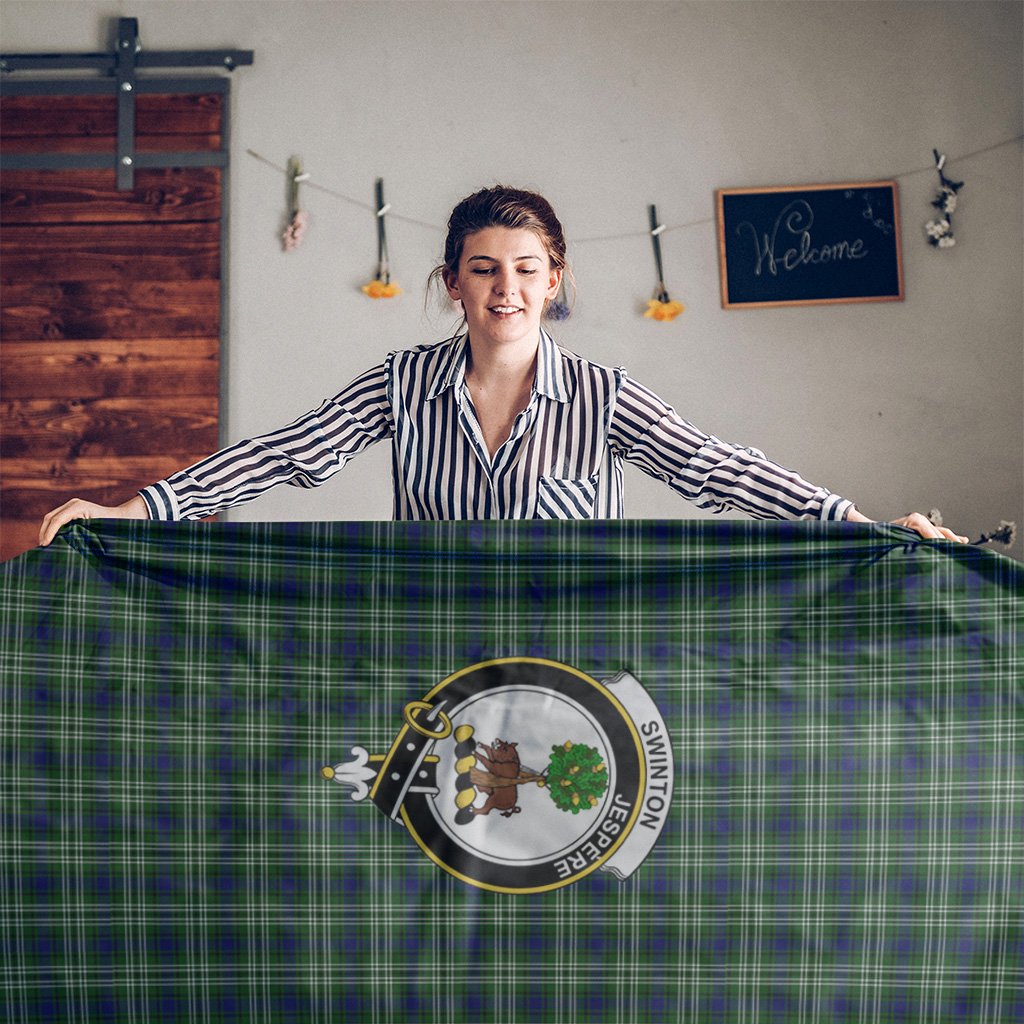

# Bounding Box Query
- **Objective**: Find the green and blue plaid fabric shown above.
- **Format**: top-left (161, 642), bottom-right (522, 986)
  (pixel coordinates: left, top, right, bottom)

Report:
top-left (1, 519), bottom-right (1021, 1023)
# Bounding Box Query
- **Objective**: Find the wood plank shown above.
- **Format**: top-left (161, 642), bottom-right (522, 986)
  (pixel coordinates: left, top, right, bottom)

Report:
top-left (1, 134), bottom-right (222, 155)
top-left (1, 279), bottom-right (219, 340)
top-left (0, 94), bottom-right (223, 138)
top-left (1, 397), bottom-right (219, 458)
top-left (1, 455), bottom-right (201, 520)
top-left (0, 222), bottom-right (220, 284)
top-left (1, 339), bottom-right (219, 398)
top-left (1, 168), bottom-right (222, 224)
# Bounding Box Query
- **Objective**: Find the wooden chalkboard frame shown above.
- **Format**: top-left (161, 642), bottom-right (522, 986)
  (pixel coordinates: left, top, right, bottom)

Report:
top-left (716, 181), bottom-right (904, 310)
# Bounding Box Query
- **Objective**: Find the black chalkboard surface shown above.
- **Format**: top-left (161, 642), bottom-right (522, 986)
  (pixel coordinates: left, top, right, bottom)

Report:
top-left (716, 181), bottom-right (904, 309)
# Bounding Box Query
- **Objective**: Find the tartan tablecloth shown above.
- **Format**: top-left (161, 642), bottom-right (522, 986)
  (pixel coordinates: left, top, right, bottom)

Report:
top-left (1, 519), bottom-right (1021, 1023)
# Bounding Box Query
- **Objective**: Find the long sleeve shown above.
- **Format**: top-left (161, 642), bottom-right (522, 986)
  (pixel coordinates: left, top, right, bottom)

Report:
top-left (139, 361), bottom-right (393, 520)
top-left (607, 374), bottom-right (853, 521)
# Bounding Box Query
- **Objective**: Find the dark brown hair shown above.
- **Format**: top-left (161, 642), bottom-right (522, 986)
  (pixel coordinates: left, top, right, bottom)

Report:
top-left (428, 185), bottom-right (573, 319)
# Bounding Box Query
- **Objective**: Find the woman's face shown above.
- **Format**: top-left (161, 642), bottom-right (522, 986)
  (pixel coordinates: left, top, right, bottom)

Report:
top-left (445, 227), bottom-right (561, 350)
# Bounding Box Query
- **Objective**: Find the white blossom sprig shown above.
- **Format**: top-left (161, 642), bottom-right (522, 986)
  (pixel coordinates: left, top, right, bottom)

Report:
top-left (925, 150), bottom-right (964, 249)
top-left (971, 521), bottom-right (1017, 548)
top-left (931, 510), bottom-right (1016, 548)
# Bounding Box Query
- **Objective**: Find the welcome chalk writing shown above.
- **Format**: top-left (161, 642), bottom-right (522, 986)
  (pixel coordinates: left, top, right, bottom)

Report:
top-left (716, 182), bottom-right (903, 308)
top-left (736, 200), bottom-right (868, 277)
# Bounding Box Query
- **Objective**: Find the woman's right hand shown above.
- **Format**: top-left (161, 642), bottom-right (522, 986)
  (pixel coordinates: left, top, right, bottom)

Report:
top-left (39, 494), bottom-right (150, 548)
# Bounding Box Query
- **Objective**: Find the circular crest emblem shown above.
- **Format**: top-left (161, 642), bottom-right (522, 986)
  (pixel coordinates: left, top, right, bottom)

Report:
top-left (323, 658), bottom-right (673, 894)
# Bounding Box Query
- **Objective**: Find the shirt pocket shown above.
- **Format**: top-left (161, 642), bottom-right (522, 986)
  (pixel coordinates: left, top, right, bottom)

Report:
top-left (534, 475), bottom-right (599, 519)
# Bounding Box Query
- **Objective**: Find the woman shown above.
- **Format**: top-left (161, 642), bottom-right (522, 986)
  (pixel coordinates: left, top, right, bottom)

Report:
top-left (39, 186), bottom-right (967, 545)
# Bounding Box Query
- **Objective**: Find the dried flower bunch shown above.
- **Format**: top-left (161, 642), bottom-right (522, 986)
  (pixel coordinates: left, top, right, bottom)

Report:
top-left (644, 204), bottom-right (685, 322)
top-left (925, 150), bottom-right (963, 249)
top-left (282, 156), bottom-right (309, 252)
top-left (546, 277), bottom-right (572, 322)
top-left (362, 178), bottom-right (401, 299)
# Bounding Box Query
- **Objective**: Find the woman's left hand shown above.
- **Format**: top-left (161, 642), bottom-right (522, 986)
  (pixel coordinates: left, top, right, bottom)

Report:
top-left (847, 508), bottom-right (969, 543)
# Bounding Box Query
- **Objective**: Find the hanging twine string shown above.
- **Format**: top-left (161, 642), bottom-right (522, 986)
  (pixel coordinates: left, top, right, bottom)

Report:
top-left (246, 133), bottom-right (1022, 246)
top-left (247, 149), bottom-right (440, 231)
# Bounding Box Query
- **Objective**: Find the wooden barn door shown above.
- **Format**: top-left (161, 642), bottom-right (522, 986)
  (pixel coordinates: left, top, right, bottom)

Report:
top-left (0, 21), bottom-right (249, 562)
top-left (0, 93), bottom-right (223, 561)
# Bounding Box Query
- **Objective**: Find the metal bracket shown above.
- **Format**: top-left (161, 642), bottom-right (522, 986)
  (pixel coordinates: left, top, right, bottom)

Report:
top-left (116, 18), bottom-right (140, 189)
top-left (1, 16), bottom-right (254, 191)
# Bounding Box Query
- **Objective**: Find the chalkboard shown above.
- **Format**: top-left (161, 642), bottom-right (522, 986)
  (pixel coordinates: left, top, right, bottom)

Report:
top-left (716, 181), bottom-right (904, 309)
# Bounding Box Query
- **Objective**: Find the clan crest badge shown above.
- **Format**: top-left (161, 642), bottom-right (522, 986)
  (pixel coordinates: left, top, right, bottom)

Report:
top-left (322, 658), bottom-right (673, 894)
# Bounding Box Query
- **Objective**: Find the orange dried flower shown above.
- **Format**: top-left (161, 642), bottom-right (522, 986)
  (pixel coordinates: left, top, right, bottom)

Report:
top-left (643, 299), bottom-right (685, 322)
top-left (361, 279), bottom-right (402, 299)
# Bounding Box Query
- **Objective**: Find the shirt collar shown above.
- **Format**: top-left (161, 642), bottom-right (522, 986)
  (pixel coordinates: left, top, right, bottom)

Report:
top-left (426, 329), bottom-right (570, 403)
top-left (535, 328), bottom-right (571, 402)
top-left (425, 334), bottom-right (469, 399)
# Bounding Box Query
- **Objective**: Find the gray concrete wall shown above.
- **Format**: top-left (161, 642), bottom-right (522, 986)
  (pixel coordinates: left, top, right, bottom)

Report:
top-left (4, 0), bottom-right (1021, 553)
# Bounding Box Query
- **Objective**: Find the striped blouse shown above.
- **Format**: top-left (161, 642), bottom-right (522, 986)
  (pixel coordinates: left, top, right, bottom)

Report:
top-left (139, 331), bottom-right (853, 522)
